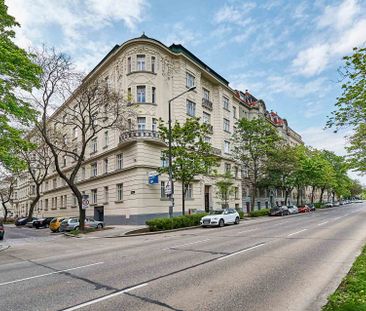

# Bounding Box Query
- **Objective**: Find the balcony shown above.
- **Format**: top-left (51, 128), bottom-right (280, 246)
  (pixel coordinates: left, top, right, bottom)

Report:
top-left (202, 98), bottom-right (213, 111)
top-left (212, 147), bottom-right (221, 156)
top-left (119, 130), bottom-right (165, 146)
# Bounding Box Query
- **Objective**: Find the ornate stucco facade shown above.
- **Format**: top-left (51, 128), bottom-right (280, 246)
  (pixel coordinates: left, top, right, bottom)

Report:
top-left (11, 35), bottom-right (303, 223)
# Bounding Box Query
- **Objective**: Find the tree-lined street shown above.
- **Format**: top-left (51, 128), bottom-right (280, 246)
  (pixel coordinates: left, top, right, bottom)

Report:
top-left (1, 203), bottom-right (365, 311)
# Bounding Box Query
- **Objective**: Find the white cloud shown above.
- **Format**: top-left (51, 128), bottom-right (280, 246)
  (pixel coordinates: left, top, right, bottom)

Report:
top-left (292, 0), bottom-right (366, 77)
top-left (164, 23), bottom-right (201, 46)
top-left (214, 2), bottom-right (256, 26)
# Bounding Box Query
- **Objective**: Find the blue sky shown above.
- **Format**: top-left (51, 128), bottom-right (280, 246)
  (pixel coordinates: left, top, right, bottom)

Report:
top-left (6, 0), bottom-right (366, 182)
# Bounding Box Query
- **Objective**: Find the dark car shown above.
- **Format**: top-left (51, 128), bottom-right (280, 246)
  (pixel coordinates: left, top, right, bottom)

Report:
top-left (0, 223), bottom-right (4, 240)
top-left (308, 204), bottom-right (316, 211)
top-left (33, 217), bottom-right (54, 229)
top-left (15, 217), bottom-right (37, 226)
top-left (269, 206), bottom-right (289, 216)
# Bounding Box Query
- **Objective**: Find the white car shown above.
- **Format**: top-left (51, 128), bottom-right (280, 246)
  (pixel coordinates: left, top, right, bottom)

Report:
top-left (200, 208), bottom-right (240, 227)
top-left (287, 205), bottom-right (298, 214)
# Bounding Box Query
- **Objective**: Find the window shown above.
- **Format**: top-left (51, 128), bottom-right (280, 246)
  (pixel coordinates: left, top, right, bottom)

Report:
top-left (233, 106), bottom-right (237, 119)
top-left (91, 137), bottom-right (97, 153)
top-left (45, 199), bottom-right (48, 210)
top-left (223, 118), bottom-right (230, 132)
top-left (103, 104), bottom-right (108, 120)
top-left (137, 117), bottom-right (146, 130)
top-left (63, 155), bottom-right (67, 167)
top-left (45, 181), bottom-right (49, 191)
top-left (116, 183), bottom-right (123, 201)
top-left (91, 162), bottom-right (97, 177)
top-left (234, 166), bottom-right (239, 178)
top-left (151, 56), bottom-right (156, 73)
top-left (104, 158), bottom-right (108, 174)
top-left (91, 189), bottom-right (97, 204)
top-left (55, 197), bottom-right (58, 209)
top-left (104, 186), bottom-right (109, 203)
top-left (235, 187), bottom-right (239, 199)
top-left (203, 88), bottom-right (210, 100)
top-left (137, 55), bottom-right (145, 71)
top-left (186, 100), bottom-right (196, 117)
top-left (127, 57), bottom-right (131, 73)
top-left (203, 112), bottom-right (211, 124)
top-left (152, 87), bottom-right (156, 103)
top-left (30, 185), bottom-right (35, 195)
top-left (185, 184), bottom-right (193, 199)
top-left (186, 72), bottom-right (195, 88)
top-left (137, 86), bottom-right (146, 102)
top-left (72, 195), bottom-right (77, 207)
top-left (225, 163), bottom-right (231, 173)
top-left (224, 141), bottom-right (230, 154)
top-left (161, 152), bottom-right (168, 168)
top-left (116, 153), bottom-right (123, 170)
top-left (160, 181), bottom-right (167, 198)
top-left (104, 131), bottom-right (108, 147)
top-left (127, 88), bottom-right (132, 103)
top-left (73, 127), bottom-right (78, 139)
top-left (82, 167), bottom-right (86, 179)
top-left (223, 96), bottom-right (229, 110)
top-left (152, 118), bottom-right (158, 132)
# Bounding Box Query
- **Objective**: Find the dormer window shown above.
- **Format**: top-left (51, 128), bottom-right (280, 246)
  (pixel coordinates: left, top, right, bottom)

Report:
top-left (137, 55), bottom-right (145, 71)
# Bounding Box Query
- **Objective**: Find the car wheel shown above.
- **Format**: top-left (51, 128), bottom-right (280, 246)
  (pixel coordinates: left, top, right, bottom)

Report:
top-left (219, 219), bottom-right (224, 227)
top-left (281, 211), bottom-right (284, 216)
top-left (74, 226), bottom-right (79, 231)
top-left (234, 217), bottom-right (240, 224)
top-left (97, 224), bottom-right (103, 229)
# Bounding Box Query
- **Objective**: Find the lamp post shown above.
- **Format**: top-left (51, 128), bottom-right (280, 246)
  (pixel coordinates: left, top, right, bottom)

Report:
top-left (167, 86), bottom-right (196, 218)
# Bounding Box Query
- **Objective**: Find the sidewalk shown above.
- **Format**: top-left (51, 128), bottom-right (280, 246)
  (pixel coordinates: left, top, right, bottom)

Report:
top-left (77, 225), bottom-right (147, 238)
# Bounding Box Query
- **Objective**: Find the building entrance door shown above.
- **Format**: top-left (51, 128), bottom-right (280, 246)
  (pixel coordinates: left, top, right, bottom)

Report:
top-left (94, 206), bottom-right (104, 221)
top-left (204, 185), bottom-right (210, 212)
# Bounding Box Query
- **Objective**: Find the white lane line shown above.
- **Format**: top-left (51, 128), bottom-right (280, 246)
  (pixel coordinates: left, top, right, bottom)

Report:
top-left (217, 243), bottom-right (266, 261)
top-left (333, 217), bottom-right (341, 221)
top-left (0, 262), bottom-right (104, 286)
top-left (287, 229), bottom-right (307, 237)
top-left (163, 239), bottom-right (210, 250)
top-left (237, 229), bottom-right (257, 234)
top-left (318, 221), bottom-right (328, 226)
top-left (62, 283), bottom-right (148, 311)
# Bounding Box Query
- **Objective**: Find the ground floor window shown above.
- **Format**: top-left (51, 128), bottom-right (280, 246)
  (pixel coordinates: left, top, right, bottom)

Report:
top-left (185, 184), bottom-right (193, 199)
top-left (116, 183), bottom-right (123, 201)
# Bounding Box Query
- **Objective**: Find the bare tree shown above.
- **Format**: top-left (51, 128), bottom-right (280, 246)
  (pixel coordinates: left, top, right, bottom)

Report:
top-left (30, 47), bottom-right (134, 231)
top-left (18, 135), bottom-right (51, 221)
top-left (0, 172), bottom-right (17, 222)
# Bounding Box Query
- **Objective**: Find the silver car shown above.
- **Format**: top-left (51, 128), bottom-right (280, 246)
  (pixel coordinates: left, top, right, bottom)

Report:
top-left (60, 217), bottom-right (104, 231)
top-left (287, 205), bottom-right (299, 214)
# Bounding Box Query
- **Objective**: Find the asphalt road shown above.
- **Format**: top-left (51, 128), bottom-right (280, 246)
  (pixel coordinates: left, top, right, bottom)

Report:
top-left (1, 203), bottom-right (365, 311)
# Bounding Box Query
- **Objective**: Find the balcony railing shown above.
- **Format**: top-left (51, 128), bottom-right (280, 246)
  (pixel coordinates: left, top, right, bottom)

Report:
top-left (119, 129), bottom-right (164, 145)
top-left (202, 98), bottom-right (213, 110)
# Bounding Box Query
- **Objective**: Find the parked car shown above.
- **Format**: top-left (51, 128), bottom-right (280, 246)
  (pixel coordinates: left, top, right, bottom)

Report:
top-left (33, 217), bottom-right (54, 229)
top-left (25, 218), bottom-right (39, 228)
top-left (0, 222), bottom-right (4, 240)
top-left (60, 217), bottom-right (104, 232)
top-left (200, 208), bottom-right (240, 227)
top-left (324, 202), bottom-right (333, 208)
top-left (298, 205), bottom-right (311, 213)
top-left (287, 205), bottom-right (299, 214)
top-left (15, 217), bottom-right (37, 226)
top-left (269, 206), bottom-right (289, 216)
top-left (308, 204), bottom-right (316, 211)
top-left (49, 217), bottom-right (66, 232)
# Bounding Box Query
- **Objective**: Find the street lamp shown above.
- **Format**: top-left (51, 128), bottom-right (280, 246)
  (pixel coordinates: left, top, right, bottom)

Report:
top-left (167, 86), bottom-right (196, 218)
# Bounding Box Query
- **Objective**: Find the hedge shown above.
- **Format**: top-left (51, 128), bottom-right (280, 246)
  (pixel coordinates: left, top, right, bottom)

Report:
top-left (146, 213), bottom-right (207, 232)
top-left (249, 208), bottom-right (270, 217)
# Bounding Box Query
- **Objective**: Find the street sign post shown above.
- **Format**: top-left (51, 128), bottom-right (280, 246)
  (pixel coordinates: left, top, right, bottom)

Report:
top-left (82, 194), bottom-right (89, 210)
top-left (165, 181), bottom-right (172, 196)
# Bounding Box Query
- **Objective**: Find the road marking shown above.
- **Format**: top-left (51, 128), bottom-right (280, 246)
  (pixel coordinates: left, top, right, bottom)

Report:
top-left (333, 217), bottom-right (341, 221)
top-left (217, 243), bottom-right (266, 261)
top-left (237, 229), bottom-right (257, 234)
top-left (318, 221), bottom-right (328, 226)
top-left (0, 262), bottom-right (104, 286)
top-left (163, 239), bottom-right (210, 250)
top-left (287, 229), bottom-right (307, 237)
top-left (62, 283), bottom-right (149, 311)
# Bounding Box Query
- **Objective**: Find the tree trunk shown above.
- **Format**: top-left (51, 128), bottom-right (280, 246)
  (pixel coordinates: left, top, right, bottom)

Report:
top-left (2, 203), bottom-right (8, 223)
top-left (284, 190), bottom-right (288, 206)
top-left (296, 186), bottom-right (300, 206)
top-left (27, 194), bottom-right (40, 222)
top-left (182, 182), bottom-right (186, 215)
top-left (250, 185), bottom-right (256, 213)
top-left (311, 186), bottom-right (315, 204)
top-left (319, 188), bottom-right (325, 204)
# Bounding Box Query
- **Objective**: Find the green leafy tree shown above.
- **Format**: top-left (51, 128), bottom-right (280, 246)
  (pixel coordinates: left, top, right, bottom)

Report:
top-left (159, 118), bottom-right (217, 215)
top-left (347, 123), bottom-right (366, 173)
top-left (232, 117), bottom-right (280, 212)
top-left (264, 145), bottom-right (300, 206)
top-left (0, 1), bottom-right (42, 168)
top-left (215, 172), bottom-right (235, 209)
